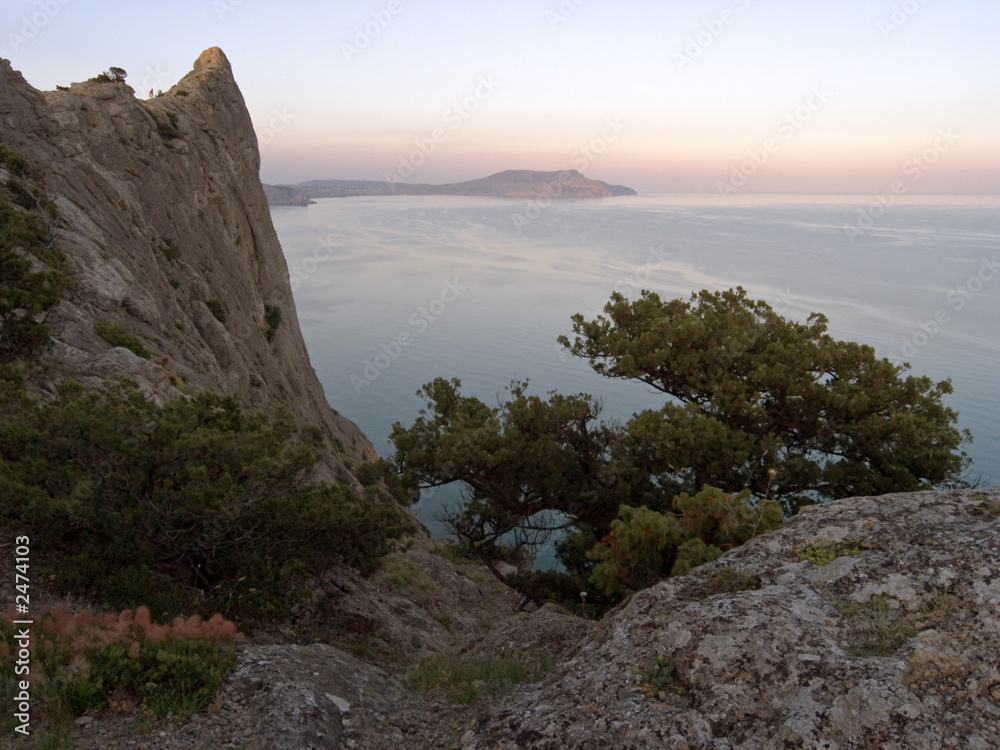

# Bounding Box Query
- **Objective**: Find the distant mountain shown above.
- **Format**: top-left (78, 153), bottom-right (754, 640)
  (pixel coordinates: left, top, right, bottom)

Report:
top-left (263, 170), bottom-right (636, 204)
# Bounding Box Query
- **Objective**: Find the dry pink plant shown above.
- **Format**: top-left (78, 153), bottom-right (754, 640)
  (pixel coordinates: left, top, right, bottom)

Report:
top-left (3, 602), bottom-right (242, 663)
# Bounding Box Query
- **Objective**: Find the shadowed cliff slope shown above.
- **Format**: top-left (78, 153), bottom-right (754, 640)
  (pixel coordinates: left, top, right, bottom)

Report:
top-left (0, 48), bottom-right (372, 479)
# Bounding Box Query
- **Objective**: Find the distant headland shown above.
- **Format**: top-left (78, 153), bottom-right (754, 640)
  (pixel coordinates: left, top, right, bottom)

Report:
top-left (263, 169), bottom-right (637, 205)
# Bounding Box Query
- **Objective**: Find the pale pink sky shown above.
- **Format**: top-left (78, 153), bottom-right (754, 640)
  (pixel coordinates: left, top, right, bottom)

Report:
top-left (7, 0), bottom-right (999, 194)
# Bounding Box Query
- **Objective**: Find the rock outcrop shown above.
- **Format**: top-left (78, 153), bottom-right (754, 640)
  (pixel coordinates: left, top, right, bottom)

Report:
top-left (468, 486), bottom-right (1000, 749)
top-left (65, 486), bottom-right (999, 750)
top-left (0, 48), bottom-right (372, 478)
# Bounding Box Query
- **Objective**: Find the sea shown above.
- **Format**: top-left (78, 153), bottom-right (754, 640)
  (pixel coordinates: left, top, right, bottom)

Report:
top-left (270, 194), bottom-right (999, 539)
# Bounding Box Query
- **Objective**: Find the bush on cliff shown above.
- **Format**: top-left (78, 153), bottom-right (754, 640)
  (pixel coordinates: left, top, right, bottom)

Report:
top-left (0, 377), bottom-right (415, 623)
top-left (0, 177), bottom-right (69, 362)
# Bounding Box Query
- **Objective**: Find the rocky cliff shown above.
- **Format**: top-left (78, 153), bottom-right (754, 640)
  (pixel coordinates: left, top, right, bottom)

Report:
top-left (0, 47), bottom-right (372, 478)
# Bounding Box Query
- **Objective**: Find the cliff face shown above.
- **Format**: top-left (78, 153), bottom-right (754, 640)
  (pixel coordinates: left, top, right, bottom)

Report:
top-left (0, 48), bottom-right (373, 476)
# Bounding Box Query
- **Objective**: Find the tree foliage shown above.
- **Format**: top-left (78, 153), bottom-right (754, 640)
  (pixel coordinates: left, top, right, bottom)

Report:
top-left (0, 379), bottom-right (415, 622)
top-left (588, 488), bottom-right (782, 596)
top-left (392, 287), bottom-right (970, 607)
top-left (89, 67), bottom-right (127, 84)
top-left (392, 377), bottom-right (631, 528)
top-left (561, 287), bottom-right (970, 505)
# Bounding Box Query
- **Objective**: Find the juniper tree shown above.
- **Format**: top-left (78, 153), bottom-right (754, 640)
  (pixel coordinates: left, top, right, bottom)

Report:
top-left (391, 287), bottom-right (970, 603)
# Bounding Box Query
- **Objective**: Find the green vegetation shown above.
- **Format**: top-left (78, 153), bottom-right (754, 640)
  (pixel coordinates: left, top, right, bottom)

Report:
top-left (837, 596), bottom-right (917, 657)
top-left (158, 238), bottom-right (178, 261)
top-left (88, 67), bottom-right (128, 84)
top-left (0, 148), bottom-right (29, 177)
top-left (561, 287), bottom-right (969, 507)
top-left (706, 565), bottom-right (762, 595)
top-left (205, 298), bottom-right (226, 323)
top-left (391, 287), bottom-right (969, 609)
top-left (264, 303), bottom-right (282, 342)
top-left (589, 488), bottom-right (782, 596)
top-left (638, 655), bottom-right (677, 697)
top-left (1, 156), bottom-right (70, 363)
top-left (797, 544), bottom-right (861, 565)
top-left (94, 320), bottom-right (151, 359)
top-left (404, 650), bottom-right (553, 704)
top-left (0, 379), bottom-right (415, 622)
top-left (154, 111), bottom-right (181, 141)
top-left (0, 604), bottom-right (238, 736)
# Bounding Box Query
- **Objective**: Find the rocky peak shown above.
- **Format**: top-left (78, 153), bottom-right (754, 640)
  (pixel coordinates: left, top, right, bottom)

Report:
top-left (0, 48), bottom-right (373, 478)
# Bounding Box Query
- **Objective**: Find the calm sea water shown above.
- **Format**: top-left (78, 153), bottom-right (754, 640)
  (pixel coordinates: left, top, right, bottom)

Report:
top-left (271, 195), bottom-right (999, 535)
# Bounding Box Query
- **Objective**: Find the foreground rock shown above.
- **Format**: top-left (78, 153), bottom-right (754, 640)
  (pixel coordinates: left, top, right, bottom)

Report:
top-left (469, 486), bottom-right (1000, 749)
top-left (28, 486), bottom-right (998, 750)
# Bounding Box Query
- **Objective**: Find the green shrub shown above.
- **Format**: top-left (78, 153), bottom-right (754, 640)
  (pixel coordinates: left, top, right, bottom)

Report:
top-left (159, 238), bottom-right (178, 261)
top-left (6, 178), bottom-right (36, 210)
top-left (706, 565), bottom-right (762, 595)
top-left (263, 303), bottom-right (282, 342)
top-left (0, 381), bottom-right (415, 622)
top-left (94, 321), bottom-right (150, 359)
top-left (588, 487), bottom-right (783, 597)
top-left (639, 655), bottom-right (676, 697)
top-left (0, 148), bottom-right (29, 177)
top-left (837, 596), bottom-right (917, 657)
top-left (154, 111), bottom-right (180, 141)
top-left (88, 67), bottom-right (127, 84)
top-left (205, 298), bottom-right (226, 323)
top-left (797, 544), bottom-right (860, 565)
top-left (1, 188), bottom-right (69, 362)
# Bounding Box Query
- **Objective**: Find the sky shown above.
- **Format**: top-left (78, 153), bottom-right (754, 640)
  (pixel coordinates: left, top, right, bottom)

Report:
top-left (4, 0), bottom-right (999, 194)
